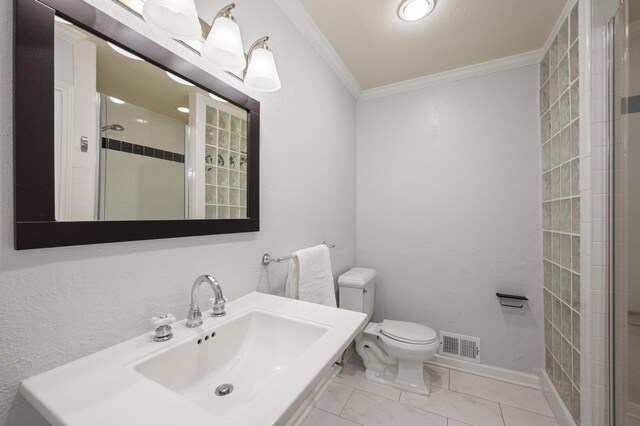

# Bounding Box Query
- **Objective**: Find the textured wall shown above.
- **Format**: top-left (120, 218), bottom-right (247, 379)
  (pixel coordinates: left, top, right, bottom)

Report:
top-left (356, 66), bottom-right (543, 374)
top-left (0, 0), bottom-right (357, 424)
top-left (540, 4), bottom-right (582, 423)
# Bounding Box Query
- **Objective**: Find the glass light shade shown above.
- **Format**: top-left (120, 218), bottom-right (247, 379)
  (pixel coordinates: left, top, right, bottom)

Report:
top-left (398, 0), bottom-right (434, 21)
top-left (201, 17), bottom-right (246, 72)
top-left (244, 48), bottom-right (281, 92)
top-left (142, 0), bottom-right (201, 41)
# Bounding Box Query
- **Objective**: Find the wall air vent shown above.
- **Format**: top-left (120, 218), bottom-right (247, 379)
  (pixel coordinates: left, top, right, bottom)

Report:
top-left (439, 331), bottom-right (481, 363)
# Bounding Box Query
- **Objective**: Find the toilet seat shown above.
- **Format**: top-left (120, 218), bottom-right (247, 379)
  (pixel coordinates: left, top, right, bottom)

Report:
top-left (380, 320), bottom-right (438, 345)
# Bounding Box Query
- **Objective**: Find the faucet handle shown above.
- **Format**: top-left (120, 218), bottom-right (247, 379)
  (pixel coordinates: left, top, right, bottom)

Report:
top-left (151, 314), bottom-right (175, 342)
top-left (151, 313), bottom-right (176, 328)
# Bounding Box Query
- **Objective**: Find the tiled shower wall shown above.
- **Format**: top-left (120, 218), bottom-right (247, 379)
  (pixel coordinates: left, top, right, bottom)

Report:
top-left (540, 3), bottom-right (582, 423)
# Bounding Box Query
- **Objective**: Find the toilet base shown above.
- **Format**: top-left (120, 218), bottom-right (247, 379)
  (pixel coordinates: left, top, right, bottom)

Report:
top-left (363, 359), bottom-right (432, 395)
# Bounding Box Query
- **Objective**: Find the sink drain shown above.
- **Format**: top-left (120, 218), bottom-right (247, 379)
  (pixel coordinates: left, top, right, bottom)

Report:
top-left (215, 383), bottom-right (234, 396)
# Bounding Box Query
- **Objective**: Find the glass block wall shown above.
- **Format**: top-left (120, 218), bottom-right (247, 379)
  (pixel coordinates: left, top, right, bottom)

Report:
top-left (540, 3), bottom-right (581, 424)
top-left (204, 105), bottom-right (248, 219)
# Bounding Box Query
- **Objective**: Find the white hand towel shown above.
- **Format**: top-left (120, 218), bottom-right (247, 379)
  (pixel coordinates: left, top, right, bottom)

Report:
top-left (285, 245), bottom-right (337, 307)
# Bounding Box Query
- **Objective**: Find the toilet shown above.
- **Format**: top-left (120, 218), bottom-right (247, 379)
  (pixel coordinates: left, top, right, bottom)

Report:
top-left (338, 267), bottom-right (439, 395)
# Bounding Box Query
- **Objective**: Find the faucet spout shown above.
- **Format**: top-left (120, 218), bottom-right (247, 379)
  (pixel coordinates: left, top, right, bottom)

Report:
top-left (186, 275), bottom-right (226, 328)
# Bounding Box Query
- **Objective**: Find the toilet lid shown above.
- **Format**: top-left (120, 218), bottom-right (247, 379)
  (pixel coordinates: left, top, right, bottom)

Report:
top-left (380, 320), bottom-right (438, 344)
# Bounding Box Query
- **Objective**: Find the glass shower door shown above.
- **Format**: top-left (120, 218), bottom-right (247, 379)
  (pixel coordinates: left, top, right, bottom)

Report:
top-left (611, 0), bottom-right (640, 424)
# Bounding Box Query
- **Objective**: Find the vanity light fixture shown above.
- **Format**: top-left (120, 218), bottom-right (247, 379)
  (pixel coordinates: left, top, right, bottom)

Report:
top-left (109, 96), bottom-right (126, 104)
top-left (141, 0), bottom-right (201, 41)
top-left (107, 42), bottom-right (143, 61)
top-left (177, 107), bottom-right (190, 113)
top-left (201, 4), bottom-right (246, 73)
top-left (244, 37), bottom-right (281, 92)
top-left (398, 0), bottom-right (435, 21)
top-left (116, 0), bottom-right (281, 92)
top-left (166, 71), bottom-right (195, 86)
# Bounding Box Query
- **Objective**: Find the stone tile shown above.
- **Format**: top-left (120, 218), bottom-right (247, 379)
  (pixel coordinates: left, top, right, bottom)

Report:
top-left (302, 408), bottom-right (360, 426)
top-left (560, 234), bottom-right (572, 268)
top-left (562, 336), bottom-right (572, 373)
top-left (544, 291), bottom-right (552, 321)
top-left (501, 404), bottom-right (559, 426)
top-left (316, 382), bottom-right (354, 415)
top-left (570, 159), bottom-right (579, 196)
top-left (448, 371), bottom-right (554, 417)
top-left (447, 420), bottom-right (472, 426)
top-left (341, 390), bottom-right (447, 426)
top-left (400, 387), bottom-right (503, 426)
top-left (542, 111), bottom-right (552, 143)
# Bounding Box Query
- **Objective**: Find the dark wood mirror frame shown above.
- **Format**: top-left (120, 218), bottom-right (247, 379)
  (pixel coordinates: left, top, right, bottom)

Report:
top-left (14, 0), bottom-right (260, 249)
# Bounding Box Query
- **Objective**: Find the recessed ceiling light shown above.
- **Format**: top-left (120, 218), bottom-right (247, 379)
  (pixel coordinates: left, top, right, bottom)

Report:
top-left (166, 71), bottom-right (195, 86)
top-left (209, 93), bottom-right (228, 103)
top-left (177, 107), bottom-right (190, 113)
top-left (109, 96), bottom-right (126, 104)
top-left (398, 0), bottom-right (434, 22)
top-left (134, 118), bottom-right (149, 124)
top-left (107, 42), bottom-right (143, 61)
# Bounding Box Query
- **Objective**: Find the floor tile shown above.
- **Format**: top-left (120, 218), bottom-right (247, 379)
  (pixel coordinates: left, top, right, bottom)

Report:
top-left (500, 404), bottom-right (559, 426)
top-left (341, 389), bottom-right (447, 426)
top-left (400, 387), bottom-right (504, 426)
top-left (334, 363), bottom-right (401, 401)
top-left (316, 382), bottom-right (354, 415)
top-left (449, 370), bottom-right (554, 417)
top-left (426, 364), bottom-right (450, 390)
top-left (302, 408), bottom-right (361, 426)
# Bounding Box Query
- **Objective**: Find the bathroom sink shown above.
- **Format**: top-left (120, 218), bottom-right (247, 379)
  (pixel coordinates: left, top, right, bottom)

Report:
top-left (133, 310), bottom-right (330, 420)
top-left (20, 292), bottom-right (366, 426)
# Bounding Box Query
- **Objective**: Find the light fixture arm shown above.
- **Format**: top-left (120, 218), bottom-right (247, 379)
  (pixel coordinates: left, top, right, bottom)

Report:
top-left (244, 36), bottom-right (270, 77)
top-left (214, 3), bottom-right (237, 22)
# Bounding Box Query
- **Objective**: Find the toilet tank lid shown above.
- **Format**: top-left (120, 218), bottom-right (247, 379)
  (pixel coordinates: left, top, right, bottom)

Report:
top-left (338, 267), bottom-right (377, 288)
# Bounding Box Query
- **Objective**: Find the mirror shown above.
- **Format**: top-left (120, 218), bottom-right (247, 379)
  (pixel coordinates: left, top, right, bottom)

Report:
top-left (54, 20), bottom-right (250, 221)
top-left (14, 0), bottom-right (260, 249)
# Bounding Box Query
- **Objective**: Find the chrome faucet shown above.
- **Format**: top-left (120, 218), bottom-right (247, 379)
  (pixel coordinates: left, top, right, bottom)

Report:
top-left (186, 275), bottom-right (227, 328)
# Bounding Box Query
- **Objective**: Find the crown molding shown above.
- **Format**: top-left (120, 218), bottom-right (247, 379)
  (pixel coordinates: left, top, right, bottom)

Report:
top-left (274, 0), bottom-right (362, 99)
top-left (359, 49), bottom-right (543, 101)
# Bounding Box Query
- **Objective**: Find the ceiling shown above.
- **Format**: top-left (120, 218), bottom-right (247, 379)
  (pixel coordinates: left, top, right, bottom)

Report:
top-left (298, 0), bottom-right (567, 90)
top-left (70, 23), bottom-right (243, 123)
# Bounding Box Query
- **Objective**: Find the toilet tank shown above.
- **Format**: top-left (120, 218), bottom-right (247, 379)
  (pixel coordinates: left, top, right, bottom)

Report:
top-left (338, 268), bottom-right (376, 322)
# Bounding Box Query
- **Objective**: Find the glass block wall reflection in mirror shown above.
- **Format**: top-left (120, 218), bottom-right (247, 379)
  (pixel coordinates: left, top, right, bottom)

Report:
top-left (188, 95), bottom-right (248, 220)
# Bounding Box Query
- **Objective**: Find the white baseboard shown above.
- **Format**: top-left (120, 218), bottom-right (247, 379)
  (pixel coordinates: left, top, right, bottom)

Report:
top-left (286, 365), bottom-right (339, 426)
top-left (540, 369), bottom-right (577, 426)
top-left (426, 354), bottom-right (541, 389)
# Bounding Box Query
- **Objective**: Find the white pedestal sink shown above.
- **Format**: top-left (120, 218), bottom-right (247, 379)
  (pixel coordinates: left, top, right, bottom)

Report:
top-left (20, 292), bottom-right (366, 426)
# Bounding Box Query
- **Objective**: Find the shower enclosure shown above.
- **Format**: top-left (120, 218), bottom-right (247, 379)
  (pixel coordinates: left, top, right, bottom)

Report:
top-left (609, 0), bottom-right (640, 423)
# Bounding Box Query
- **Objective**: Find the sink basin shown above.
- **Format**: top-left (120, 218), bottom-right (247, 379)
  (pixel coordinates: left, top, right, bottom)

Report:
top-left (133, 310), bottom-right (330, 420)
top-left (20, 292), bottom-right (366, 426)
